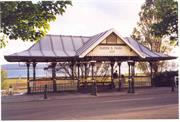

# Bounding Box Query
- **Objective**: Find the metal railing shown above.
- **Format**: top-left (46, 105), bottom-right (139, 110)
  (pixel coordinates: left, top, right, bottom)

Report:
top-left (27, 76), bottom-right (151, 93)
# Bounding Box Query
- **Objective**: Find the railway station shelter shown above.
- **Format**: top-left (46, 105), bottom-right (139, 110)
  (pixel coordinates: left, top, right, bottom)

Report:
top-left (4, 29), bottom-right (176, 94)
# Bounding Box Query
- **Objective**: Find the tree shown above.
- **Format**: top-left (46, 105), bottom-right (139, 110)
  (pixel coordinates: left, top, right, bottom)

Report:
top-left (151, 0), bottom-right (178, 40)
top-left (0, 1), bottom-right (72, 48)
top-left (1, 70), bottom-right (8, 89)
top-left (131, 0), bottom-right (177, 74)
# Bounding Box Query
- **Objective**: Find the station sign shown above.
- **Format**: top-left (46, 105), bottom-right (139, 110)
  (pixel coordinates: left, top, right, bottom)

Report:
top-left (87, 45), bottom-right (137, 56)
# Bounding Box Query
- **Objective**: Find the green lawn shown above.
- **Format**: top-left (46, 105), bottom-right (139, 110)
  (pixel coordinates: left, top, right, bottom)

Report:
top-left (2, 78), bottom-right (27, 89)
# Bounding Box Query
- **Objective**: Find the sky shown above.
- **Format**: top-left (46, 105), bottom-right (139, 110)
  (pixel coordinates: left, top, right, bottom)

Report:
top-left (0, 0), bottom-right (155, 65)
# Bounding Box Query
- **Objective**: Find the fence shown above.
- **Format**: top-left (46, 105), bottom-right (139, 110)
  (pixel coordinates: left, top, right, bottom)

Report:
top-left (28, 76), bottom-right (151, 93)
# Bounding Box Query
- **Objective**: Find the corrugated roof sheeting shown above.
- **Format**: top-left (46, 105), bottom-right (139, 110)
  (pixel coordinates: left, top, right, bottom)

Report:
top-left (50, 35), bottom-right (67, 57)
top-left (124, 37), bottom-right (173, 59)
top-left (124, 37), bottom-right (146, 57)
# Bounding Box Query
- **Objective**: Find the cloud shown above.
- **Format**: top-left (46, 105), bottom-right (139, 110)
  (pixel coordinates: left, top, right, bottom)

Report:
top-left (48, 0), bottom-right (145, 36)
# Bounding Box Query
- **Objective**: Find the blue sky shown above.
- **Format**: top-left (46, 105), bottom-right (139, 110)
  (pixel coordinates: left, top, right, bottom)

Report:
top-left (1, 0), bottom-right (145, 64)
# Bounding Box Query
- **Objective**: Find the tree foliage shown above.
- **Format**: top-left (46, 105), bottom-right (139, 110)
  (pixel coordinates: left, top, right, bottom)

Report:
top-left (1, 69), bottom-right (7, 82)
top-left (151, 0), bottom-right (178, 39)
top-left (131, 0), bottom-right (178, 74)
top-left (1, 70), bottom-right (7, 89)
top-left (0, 1), bottom-right (72, 48)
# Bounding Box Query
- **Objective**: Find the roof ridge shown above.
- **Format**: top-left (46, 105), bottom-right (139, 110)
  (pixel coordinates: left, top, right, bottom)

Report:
top-left (46, 34), bottom-right (91, 38)
top-left (46, 28), bottom-right (114, 38)
top-left (76, 29), bottom-right (113, 57)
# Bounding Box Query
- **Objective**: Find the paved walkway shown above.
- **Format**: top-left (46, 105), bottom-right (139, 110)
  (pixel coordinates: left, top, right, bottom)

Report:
top-left (1, 87), bottom-right (178, 120)
top-left (2, 87), bottom-right (177, 103)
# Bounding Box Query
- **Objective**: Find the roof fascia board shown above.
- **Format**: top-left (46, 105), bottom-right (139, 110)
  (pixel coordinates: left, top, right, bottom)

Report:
top-left (113, 29), bottom-right (145, 58)
top-left (79, 29), bottom-right (145, 58)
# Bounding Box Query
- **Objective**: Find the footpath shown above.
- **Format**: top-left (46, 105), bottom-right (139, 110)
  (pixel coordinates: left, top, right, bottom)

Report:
top-left (1, 87), bottom-right (178, 103)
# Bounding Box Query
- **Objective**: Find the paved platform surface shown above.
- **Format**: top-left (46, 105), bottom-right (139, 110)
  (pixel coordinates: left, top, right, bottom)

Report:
top-left (1, 87), bottom-right (179, 120)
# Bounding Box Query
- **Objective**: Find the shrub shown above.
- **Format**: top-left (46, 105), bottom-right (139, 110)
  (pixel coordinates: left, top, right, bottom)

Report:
top-left (152, 71), bottom-right (178, 87)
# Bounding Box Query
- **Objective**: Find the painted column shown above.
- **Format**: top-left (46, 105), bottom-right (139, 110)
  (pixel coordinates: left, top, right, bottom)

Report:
top-left (131, 61), bottom-right (135, 93)
top-left (118, 62), bottom-right (121, 91)
top-left (32, 62), bottom-right (37, 92)
top-left (32, 62), bottom-right (37, 80)
top-left (84, 63), bottom-right (88, 92)
top-left (91, 61), bottom-right (97, 95)
top-left (81, 63), bottom-right (84, 80)
top-left (149, 62), bottom-right (153, 87)
top-left (84, 63), bottom-right (87, 81)
top-left (52, 62), bottom-right (57, 92)
top-left (127, 61), bottom-right (131, 93)
top-left (110, 61), bottom-right (115, 89)
top-left (77, 63), bottom-right (80, 91)
top-left (71, 62), bottom-right (74, 79)
top-left (26, 62), bottom-right (30, 93)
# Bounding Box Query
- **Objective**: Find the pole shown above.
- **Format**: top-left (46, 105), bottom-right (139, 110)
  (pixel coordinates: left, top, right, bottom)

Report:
top-left (26, 62), bottom-right (30, 94)
top-left (71, 62), bottom-right (74, 79)
top-left (131, 62), bottom-right (135, 93)
top-left (52, 62), bottom-right (57, 92)
top-left (171, 77), bottom-right (175, 92)
top-left (44, 85), bottom-right (47, 99)
top-left (118, 62), bottom-right (121, 91)
top-left (77, 63), bottom-right (80, 91)
top-left (32, 62), bottom-right (37, 80)
top-left (91, 61), bottom-right (97, 96)
top-left (149, 62), bottom-right (154, 87)
top-left (84, 63), bottom-right (88, 93)
top-left (32, 62), bottom-right (37, 92)
top-left (110, 61), bottom-right (115, 89)
top-left (128, 61), bottom-right (131, 93)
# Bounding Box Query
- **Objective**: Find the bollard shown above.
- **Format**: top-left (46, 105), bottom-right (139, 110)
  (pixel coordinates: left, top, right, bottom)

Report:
top-left (83, 81), bottom-right (87, 93)
top-left (171, 80), bottom-right (175, 92)
top-left (118, 81), bottom-right (121, 91)
top-left (27, 82), bottom-right (31, 94)
top-left (128, 79), bottom-right (131, 93)
top-left (131, 79), bottom-right (135, 93)
top-left (44, 85), bottom-right (47, 99)
top-left (94, 82), bottom-right (97, 96)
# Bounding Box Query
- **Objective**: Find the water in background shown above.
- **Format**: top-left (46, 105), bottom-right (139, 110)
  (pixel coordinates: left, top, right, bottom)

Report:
top-left (1, 63), bottom-right (131, 78)
top-left (1, 63), bottom-right (48, 78)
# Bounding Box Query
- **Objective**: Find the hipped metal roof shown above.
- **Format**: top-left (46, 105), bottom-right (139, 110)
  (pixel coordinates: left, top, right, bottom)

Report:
top-left (4, 29), bottom-right (177, 62)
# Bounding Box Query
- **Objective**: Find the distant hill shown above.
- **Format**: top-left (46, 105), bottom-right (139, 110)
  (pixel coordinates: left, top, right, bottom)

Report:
top-left (1, 63), bottom-right (48, 78)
